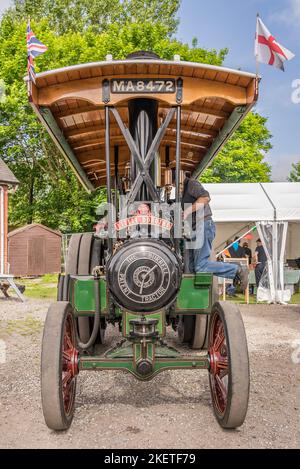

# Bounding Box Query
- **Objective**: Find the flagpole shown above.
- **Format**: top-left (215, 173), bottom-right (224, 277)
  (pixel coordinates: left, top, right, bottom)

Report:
top-left (26, 17), bottom-right (32, 100)
top-left (255, 13), bottom-right (260, 78)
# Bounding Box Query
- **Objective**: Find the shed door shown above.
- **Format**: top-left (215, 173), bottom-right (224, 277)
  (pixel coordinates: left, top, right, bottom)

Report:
top-left (28, 236), bottom-right (46, 275)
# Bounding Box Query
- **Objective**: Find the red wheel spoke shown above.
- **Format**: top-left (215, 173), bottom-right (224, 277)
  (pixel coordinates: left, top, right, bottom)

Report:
top-left (216, 356), bottom-right (228, 370)
top-left (62, 370), bottom-right (72, 387)
top-left (65, 334), bottom-right (73, 350)
top-left (209, 312), bottom-right (230, 417)
top-left (62, 350), bottom-right (72, 361)
top-left (219, 368), bottom-right (229, 379)
top-left (61, 314), bottom-right (78, 415)
top-left (213, 327), bottom-right (225, 353)
top-left (215, 375), bottom-right (227, 404)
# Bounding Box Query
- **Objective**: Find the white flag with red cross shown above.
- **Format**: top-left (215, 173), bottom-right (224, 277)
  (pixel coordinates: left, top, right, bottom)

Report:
top-left (255, 16), bottom-right (295, 71)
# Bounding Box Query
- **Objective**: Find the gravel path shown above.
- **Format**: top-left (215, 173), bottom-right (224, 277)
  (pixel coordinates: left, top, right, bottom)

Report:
top-left (0, 298), bottom-right (299, 449)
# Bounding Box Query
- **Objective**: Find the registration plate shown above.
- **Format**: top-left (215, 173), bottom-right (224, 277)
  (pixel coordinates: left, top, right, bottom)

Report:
top-left (110, 78), bottom-right (176, 94)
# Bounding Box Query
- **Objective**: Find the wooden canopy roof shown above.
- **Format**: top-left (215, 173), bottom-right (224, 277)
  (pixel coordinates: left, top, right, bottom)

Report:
top-left (28, 59), bottom-right (259, 192)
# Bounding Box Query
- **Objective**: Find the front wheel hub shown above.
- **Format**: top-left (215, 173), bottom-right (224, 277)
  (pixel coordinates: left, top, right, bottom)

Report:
top-left (136, 359), bottom-right (153, 377)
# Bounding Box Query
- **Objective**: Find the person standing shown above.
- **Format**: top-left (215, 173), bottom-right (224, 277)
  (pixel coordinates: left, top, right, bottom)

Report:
top-left (243, 242), bottom-right (252, 265)
top-left (229, 237), bottom-right (246, 259)
top-left (254, 238), bottom-right (267, 287)
top-left (181, 176), bottom-right (249, 290)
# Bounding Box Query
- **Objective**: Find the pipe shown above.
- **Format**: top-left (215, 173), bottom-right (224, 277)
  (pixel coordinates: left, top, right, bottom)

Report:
top-left (76, 277), bottom-right (101, 351)
top-left (105, 106), bottom-right (113, 254)
top-left (0, 187), bottom-right (4, 275)
top-left (175, 106), bottom-right (181, 204)
top-left (175, 106), bottom-right (181, 254)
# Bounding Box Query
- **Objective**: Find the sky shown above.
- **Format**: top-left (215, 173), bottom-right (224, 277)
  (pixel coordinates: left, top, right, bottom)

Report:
top-left (178, 0), bottom-right (300, 181)
top-left (0, 0), bottom-right (299, 181)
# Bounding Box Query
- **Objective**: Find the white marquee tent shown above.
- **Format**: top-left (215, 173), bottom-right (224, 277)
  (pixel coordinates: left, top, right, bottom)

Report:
top-left (204, 182), bottom-right (300, 303)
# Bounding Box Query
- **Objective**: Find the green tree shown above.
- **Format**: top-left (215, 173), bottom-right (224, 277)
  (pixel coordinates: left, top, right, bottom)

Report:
top-left (0, 0), bottom-right (272, 231)
top-left (122, 0), bottom-right (180, 36)
top-left (0, 15), bottom-right (227, 232)
top-left (288, 162), bottom-right (300, 182)
top-left (201, 113), bottom-right (272, 183)
top-left (5, 0), bottom-right (180, 36)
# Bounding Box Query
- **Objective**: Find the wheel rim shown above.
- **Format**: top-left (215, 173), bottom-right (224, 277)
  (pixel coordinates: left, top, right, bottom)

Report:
top-left (62, 312), bottom-right (78, 416)
top-left (209, 311), bottom-right (229, 417)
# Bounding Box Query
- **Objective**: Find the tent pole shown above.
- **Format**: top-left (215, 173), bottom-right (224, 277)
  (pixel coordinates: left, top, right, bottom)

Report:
top-left (272, 221), bottom-right (278, 303)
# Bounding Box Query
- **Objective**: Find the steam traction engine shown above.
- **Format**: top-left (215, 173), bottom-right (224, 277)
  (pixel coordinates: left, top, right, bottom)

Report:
top-left (29, 52), bottom-right (259, 430)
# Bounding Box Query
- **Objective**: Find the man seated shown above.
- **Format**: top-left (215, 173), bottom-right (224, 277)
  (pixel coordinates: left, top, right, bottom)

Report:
top-left (181, 175), bottom-right (249, 291)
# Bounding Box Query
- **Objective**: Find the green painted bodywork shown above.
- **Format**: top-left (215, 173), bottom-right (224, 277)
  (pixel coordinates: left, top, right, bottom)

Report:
top-left (79, 355), bottom-right (209, 381)
top-left (123, 311), bottom-right (165, 337)
top-left (71, 277), bottom-right (107, 315)
top-left (106, 343), bottom-right (180, 359)
top-left (176, 273), bottom-right (213, 312)
top-left (66, 272), bottom-right (213, 381)
top-left (71, 273), bottom-right (213, 316)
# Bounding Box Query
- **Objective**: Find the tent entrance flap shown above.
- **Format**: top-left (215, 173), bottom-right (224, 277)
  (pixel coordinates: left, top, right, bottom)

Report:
top-left (256, 221), bottom-right (291, 304)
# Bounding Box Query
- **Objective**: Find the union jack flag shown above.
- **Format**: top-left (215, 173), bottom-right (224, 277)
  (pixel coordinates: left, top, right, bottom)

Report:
top-left (26, 21), bottom-right (48, 83)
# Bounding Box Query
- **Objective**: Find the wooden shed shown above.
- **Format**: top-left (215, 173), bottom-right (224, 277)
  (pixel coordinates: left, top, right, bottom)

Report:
top-left (0, 158), bottom-right (19, 274)
top-left (8, 223), bottom-right (62, 277)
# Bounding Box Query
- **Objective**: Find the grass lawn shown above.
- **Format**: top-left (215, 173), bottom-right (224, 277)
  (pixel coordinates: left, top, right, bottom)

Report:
top-left (20, 274), bottom-right (58, 299)
top-left (222, 292), bottom-right (300, 305)
top-left (290, 293), bottom-right (300, 305)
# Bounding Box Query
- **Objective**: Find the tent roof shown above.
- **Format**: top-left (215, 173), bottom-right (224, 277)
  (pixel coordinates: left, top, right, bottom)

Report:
top-left (204, 182), bottom-right (300, 222)
top-left (261, 183), bottom-right (300, 221)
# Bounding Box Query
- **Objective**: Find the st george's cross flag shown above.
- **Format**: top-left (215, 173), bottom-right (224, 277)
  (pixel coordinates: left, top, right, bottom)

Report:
top-left (26, 20), bottom-right (48, 83)
top-left (255, 16), bottom-right (295, 71)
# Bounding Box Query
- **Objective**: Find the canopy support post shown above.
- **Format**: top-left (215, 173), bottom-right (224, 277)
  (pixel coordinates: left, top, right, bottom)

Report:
top-left (174, 105), bottom-right (182, 255)
top-left (105, 106), bottom-right (113, 256)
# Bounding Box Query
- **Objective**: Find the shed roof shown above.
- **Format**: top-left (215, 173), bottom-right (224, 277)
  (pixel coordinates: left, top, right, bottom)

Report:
top-left (8, 223), bottom-right (62, 238)
top-left (0, 158), bottom-right (19, 186)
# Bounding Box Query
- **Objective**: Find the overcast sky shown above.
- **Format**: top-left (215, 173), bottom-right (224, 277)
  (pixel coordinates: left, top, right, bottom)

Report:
top-left (1, 0), bottom-right (299, 181)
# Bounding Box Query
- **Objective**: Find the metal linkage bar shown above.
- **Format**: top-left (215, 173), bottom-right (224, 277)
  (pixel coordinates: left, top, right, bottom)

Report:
top-left (110, 107), bottom-right (176, 205)
top-left (128, 108), bottom-right (176, 204)
top-left (110, 108), bottom-right (159, 203)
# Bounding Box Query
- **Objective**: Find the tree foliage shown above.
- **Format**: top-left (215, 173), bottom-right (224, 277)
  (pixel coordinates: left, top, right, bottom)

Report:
top-left (288, 162), bottom-right (300, 182)
top-left (5, 0), bottom-right (180, 36)
top-left (0, 0), bottom-right (272, 232)
top-left (201, 113), bottom-right (272, 183)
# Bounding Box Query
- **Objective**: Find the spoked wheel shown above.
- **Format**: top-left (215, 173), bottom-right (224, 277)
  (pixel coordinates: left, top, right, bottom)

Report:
top-left (41, 302), bottom-right (79, 431)
top-left (177, 315), bottom-right (194, 344)
top-left (208, 301), bottom-right (250, 429)
top-left (65, 233), bottom-right (106, 347)
top-left (177, 315), bottom-right (208, 350)
top-left (177, 277), bottom-right (219, 350)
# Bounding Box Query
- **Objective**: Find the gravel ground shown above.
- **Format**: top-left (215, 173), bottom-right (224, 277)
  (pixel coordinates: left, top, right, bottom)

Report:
top-left (0, 298), bottom-right (299, 449)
